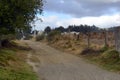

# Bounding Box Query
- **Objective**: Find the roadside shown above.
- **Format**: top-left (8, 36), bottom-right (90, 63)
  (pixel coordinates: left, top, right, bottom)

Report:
top-left (48, 40), bottom-right (120, 73)
top-left (43, 34), bottom-right (120, 73)
top-left (0, 40), bottom-right (38, 80)
top-left (25, 40), bottom-right (120, 80)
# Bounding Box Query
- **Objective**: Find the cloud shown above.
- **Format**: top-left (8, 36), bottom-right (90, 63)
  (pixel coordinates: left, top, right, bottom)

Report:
top-left (64, 14), bottom-right (120, 28)
top-left (35, 13), bottom-right (120, 30)
top-left (44, 0), bottom-right (120, 17)
top-left (34, 15), bottom-right (65, 30)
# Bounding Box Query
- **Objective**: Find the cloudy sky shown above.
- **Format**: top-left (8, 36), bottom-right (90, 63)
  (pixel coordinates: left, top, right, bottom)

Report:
top-left (35, 0), bottom-right (120, 30)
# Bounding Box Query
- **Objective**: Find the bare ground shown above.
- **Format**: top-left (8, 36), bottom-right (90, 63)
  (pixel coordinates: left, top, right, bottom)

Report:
top-left (24, 40), bottom-right (120, 80)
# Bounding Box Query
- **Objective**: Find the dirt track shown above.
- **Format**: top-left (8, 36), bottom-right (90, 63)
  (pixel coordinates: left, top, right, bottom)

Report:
top-left (25, 40), bottom-right (120, 80)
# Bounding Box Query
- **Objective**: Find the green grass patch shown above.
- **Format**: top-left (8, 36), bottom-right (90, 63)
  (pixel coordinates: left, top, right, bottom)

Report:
top-left (0, 48), bottom-right (38, 80)
top-left (80, 48), bottom-right (120, 72)
top-left (101, 49), bottom-right (119, 64)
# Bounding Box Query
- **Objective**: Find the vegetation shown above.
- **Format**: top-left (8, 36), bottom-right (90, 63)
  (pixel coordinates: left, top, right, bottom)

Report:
top-left (0, 45), bottom-right (38, 80)
top-left (101, 49), bottom-right (119, 64)
top-left (44, 24), bottom-right (101, 34)
top-left (47, 30), bottom-right (61, 42)
top-left (44, 26), bottom-right (51, 34)
top-left (100, 45), bottom-right (109, 52)
top-left (0, 0), bottom-right (44, 79)
top-left (45, 30), bottom-right (120, 72)
top-left (36, 34), bottom-right (45, 41)
top-left (0, 0), bottom-right (43, 46)
top-left (80, 48), bottom-right (120, 72)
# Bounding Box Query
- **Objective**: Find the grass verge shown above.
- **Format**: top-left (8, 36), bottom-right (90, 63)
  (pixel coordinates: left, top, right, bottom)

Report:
top-left (46, 36), bottom-right (120, 73)
top-left (0, 47), bottom-right (38, 80)
top-left (80, 48), bottom-right (120, 72)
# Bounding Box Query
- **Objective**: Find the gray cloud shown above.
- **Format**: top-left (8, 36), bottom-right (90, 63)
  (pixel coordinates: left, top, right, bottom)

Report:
top-left (44, 0), bottom-right (120, 17)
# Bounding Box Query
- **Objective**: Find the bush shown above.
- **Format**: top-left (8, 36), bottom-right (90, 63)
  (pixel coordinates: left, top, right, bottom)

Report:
top-left (47, 30), bottom-right (61, 41)
top-left (100, 45), bottom-right (109, 52)
top-left (36, 34), bottom-right (45, 41)
top-left (101, 49), bottom-right (119, 64)
top-left (24, 35), bottom-right (32, 40)
top-left (80, 48), bottom-right (101, 55)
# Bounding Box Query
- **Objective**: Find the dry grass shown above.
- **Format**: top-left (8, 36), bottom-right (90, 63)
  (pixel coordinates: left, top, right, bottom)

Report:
top-left (29, 55), bottom-right (40, 63)
top-left (48, 32), bottom-right (115, 54)
top-left (0, 49), bottom-right (38, 80)
top-left (47, 34), bottom-right (120, 72)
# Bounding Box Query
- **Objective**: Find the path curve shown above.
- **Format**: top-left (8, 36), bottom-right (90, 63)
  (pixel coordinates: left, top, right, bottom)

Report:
top-left (24, 40), bottom-right (120, 80)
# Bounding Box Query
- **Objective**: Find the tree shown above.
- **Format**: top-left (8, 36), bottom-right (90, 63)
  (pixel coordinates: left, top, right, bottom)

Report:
top-left (55, 26), bottom-right (65, 33)
top-left (0, 0), bottom-right (43, 46)
top-left (44, 26), bottom-right (51, 34)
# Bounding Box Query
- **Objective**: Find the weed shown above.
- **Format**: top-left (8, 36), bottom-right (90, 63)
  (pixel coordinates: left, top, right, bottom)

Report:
top-left (100, 49), bottom-right (119, 64)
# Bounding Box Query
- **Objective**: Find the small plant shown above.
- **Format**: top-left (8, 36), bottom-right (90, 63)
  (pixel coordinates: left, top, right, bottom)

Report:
top-left (36, 34), bottom-right (45, 41)
top-left (100, 45), bottom-right (109, 52)
top-left (101, 49), bottom-right (119, 64)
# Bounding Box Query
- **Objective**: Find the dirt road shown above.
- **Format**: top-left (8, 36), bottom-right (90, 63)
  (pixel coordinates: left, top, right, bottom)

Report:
top-left (25, 41), bottom-right (120, 80)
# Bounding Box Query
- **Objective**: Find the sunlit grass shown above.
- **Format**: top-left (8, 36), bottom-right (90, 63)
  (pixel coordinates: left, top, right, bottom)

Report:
top-left (0, 48), bottom-right (38, 80)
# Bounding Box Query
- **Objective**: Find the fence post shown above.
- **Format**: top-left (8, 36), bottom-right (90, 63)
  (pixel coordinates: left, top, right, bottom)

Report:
top-left (114, 27), bottom-right (120, 52)
top-left (104, 29), bottom-right (108, 47)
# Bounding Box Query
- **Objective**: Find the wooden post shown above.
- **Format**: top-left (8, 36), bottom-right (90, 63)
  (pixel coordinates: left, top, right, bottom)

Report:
top-left (104, 30), bottom-right (108, 47)
top-left (114, 27), bottom-right (120, 53)
top-left (87, 32), bottom-right (90, 48)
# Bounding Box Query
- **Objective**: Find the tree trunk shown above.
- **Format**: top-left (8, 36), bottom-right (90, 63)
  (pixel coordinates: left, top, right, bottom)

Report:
top-left (0, 40), bottom-right (2, 48)
top-left (1, 39), bottom-right (10, 47)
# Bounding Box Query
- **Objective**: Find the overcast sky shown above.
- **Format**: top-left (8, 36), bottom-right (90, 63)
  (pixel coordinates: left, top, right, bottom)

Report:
top-left (35, 0), bottom-right (120, 30)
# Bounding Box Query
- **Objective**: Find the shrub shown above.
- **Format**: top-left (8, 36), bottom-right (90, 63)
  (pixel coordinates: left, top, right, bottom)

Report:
top-left (24, 35), bottom-right (32, 40)
top-left (101, 49), bottom-right (119, 64)
top-left (47, 30), bottom-right (61, 41)
top-left (36, 34), bottom-right (45, 41)
top-left (100, 45), bottom-right (109, 52)
top-left (80, 48), bottom-right (100, 55)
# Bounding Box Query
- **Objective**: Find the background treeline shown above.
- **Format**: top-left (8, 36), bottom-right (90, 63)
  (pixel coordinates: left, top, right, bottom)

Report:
top-left (42, 24), bottom-right (119, 49)
top-left (44, 24), bottom-right (116, 34)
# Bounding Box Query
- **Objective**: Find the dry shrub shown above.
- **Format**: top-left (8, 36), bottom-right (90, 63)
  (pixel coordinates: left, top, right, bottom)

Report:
top-left (80, 48), bottom-right (101, 55)
top-left (36, 34), bottom-right (45, 41)
top-left (100, 49), bottom-right (119, 64)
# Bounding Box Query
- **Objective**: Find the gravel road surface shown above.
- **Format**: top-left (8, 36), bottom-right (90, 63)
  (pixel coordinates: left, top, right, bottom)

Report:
top-left (25, 41), bottom-right (120, 80)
